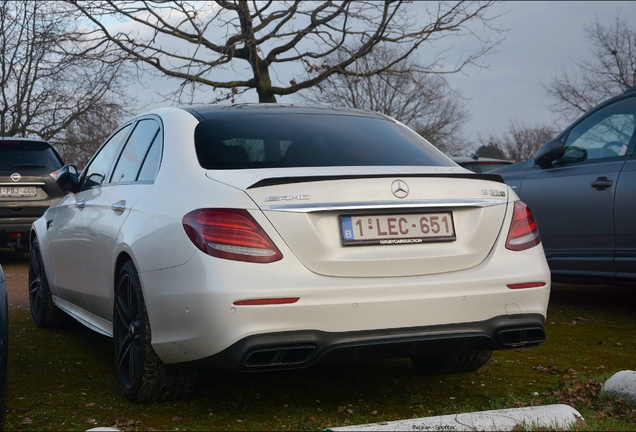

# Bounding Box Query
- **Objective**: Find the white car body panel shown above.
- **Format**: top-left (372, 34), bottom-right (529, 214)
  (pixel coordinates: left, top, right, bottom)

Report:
top-left (143, 223), bottom-right (549, 363)
top-left (81, 183), bottom-right (151, 319)
top-left (44, 194), bottom-right (87, 308)
top-left (247, 176), bottom-right (510, 277)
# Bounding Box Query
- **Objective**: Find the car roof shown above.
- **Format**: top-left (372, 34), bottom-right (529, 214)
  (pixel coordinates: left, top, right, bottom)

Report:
top-left (0, 136), bottom-right (49, 144)
top-left (182, 103), bottom-right (391, 121)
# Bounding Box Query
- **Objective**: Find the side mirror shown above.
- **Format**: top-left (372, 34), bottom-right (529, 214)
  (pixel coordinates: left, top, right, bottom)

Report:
top-left (559, 146), bottom-right (588, 164)
top-left (534, 139), bottom-right (565, 169)
top-left (53, 164), bottom-right (79, 193)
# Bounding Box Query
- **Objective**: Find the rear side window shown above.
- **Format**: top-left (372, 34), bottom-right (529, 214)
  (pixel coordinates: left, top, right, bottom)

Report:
top-left (137, 132), bottom-right (163, 182)
top-left (0, 141), bottom-right (63, 171)
top-left (110, 119), bottom-right (161, 183)
top-left (194, 114), bottom-right (453, 169)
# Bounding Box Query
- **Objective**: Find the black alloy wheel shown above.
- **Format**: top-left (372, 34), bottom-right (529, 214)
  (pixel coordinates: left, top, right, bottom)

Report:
top-left (28, 238), bottom-right (67, 327)
top-left (113, 262), bottom-right (143, 397)
top-left (113, 261), bottom-right (197, 402)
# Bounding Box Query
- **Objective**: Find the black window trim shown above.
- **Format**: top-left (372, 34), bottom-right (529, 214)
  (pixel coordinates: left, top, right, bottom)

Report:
top-left (107, 117), bottom-right (162, 185)
top-left (79, 114), bottom-right (164, 190)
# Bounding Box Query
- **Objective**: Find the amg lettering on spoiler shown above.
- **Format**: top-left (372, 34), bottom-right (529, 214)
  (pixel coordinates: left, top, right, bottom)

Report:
top-left (264, 195), bottom-right (310, 202)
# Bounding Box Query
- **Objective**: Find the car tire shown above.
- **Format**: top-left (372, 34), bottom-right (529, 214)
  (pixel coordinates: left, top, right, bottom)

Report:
top-left (411, 349), bottom-right (492, 375)
top-left (113, 261), bottom-right (197, 402)
top-left (28, 238), bottom-right (69, 328)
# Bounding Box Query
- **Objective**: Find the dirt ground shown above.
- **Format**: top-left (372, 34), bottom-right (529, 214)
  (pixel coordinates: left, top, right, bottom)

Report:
top-left (1, 252), bottom-right (30, 309)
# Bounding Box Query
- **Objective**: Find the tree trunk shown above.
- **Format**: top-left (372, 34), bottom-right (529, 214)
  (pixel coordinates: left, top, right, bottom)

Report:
top-left (237, 1), bottom-right (277, 103)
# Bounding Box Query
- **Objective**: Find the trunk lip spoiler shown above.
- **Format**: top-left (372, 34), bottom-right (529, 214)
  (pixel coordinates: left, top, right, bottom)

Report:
top-left (246, 172), bottom-right (505, 190)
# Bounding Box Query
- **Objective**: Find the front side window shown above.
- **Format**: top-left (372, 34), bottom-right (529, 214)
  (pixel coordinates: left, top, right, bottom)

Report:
top-left (80, 125), bottom-right (131, 190)
top-left (559, 97), bottom-right (636, 164)
top-left (194, 114), bottom-right (453, 169)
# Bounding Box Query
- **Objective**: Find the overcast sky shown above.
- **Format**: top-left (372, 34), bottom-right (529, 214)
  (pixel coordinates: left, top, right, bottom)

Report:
top-left (131, 1), bottom-right (636, 155)
top-left (434, 1), bottom-right (636, 153)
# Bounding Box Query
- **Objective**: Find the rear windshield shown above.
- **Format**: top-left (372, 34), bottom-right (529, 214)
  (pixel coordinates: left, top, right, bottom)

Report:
top-left (194, 113), bottom-right (453, 169)
top-left (0, 141), bottom-right (63, 171)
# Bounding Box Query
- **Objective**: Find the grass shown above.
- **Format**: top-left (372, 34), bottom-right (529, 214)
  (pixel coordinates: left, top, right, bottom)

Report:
top-left (5, 282), bottom-right (636, 431)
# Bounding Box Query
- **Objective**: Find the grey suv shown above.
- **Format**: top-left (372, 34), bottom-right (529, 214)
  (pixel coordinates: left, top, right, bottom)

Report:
top-left (0, 138), bottom-right (65, 251)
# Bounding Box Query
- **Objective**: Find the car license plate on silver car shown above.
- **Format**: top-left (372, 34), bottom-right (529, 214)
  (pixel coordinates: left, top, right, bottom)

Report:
top-left (0, 186), bottom-right (37, 197)
top-left (340, 212), bottom-right (456, 246)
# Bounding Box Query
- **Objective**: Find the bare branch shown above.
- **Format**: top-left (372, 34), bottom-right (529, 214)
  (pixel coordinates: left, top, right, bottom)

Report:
top-left (70, 1), bottom-right (502, 103)
top-left (546, 12), bottom-right (636, 122)
top-left (296, 48), bottom-right (471, 155)
top-left (477, 121), bottom-right (557, 162)
top-left (0, 1), bottom-right (131, 164)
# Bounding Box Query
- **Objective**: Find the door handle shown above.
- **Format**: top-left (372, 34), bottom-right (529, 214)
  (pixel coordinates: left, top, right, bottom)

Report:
top-left (591, 176), bottom-right (613, 190)
top-left (111, 200), bottom-right (126, 213)
top-left (75, 199), bottom-right (86, 209)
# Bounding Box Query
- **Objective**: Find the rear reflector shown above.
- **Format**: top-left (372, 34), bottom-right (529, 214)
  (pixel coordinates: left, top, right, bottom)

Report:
top-left (507, 282), bottom-right (546, 289)
top-left (233, 298), bottom-right (299, 306)
top-left (505, 201), bottom-right (541, 251)
top-left (183, 208), bottom-right (283, 263)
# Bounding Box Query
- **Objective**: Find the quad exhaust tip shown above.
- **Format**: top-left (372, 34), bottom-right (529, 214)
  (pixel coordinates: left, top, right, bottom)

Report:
top-left (497, 327), bottom-right (546, 348)
top-left (243, 345), bottom-right (316, 368)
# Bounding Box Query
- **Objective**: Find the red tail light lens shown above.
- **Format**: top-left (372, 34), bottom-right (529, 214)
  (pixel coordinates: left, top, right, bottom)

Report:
top-left (505, 201), bottom-right (541, 251)
top-left (183, 209), bottom-right (283, 263)
top-left (507, 282), bottom-right (546, 289)
top-left (233, 298), bottom-right (299, 306)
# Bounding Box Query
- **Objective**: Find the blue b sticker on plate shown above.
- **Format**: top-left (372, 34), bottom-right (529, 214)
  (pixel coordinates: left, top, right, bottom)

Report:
top-left (341, 216), bottom-right (354, 240)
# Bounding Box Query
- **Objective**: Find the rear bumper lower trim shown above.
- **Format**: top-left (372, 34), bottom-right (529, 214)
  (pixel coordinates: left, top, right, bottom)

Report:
top-left (183, 314), bottom-right (545, 370)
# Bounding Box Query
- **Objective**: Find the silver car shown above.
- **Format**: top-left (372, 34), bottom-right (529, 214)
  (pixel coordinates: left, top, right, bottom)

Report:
top-left (29, 104), bottom-right (550, 401)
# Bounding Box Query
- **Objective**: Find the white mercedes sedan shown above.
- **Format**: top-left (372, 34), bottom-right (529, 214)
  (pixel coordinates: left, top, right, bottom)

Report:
top-left (29, 104), bottom-right (550, 402)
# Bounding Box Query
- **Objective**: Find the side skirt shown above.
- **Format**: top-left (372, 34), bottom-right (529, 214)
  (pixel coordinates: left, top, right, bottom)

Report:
top-left (52, 296), bottom-right (113, 337)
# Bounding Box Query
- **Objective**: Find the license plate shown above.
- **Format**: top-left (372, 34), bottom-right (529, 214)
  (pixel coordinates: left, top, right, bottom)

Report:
top-left (341, 212), bottom-right (456, 246)
top-left (0, 186), bottom-right (37, 197)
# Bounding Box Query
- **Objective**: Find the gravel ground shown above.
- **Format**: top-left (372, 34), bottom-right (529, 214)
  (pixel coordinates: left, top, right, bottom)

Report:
top-left (1, 253), bottom-right (29, 309)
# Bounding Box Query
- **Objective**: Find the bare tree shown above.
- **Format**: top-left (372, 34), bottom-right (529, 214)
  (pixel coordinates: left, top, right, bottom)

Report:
top-left (546, 13), bottom-right (636, 122)
top-left (53, 105), bottom-right (125, 168)
top-left (298, 48), bottom-right (470, 154)
top-left (474, 143), bottom-right (506, 160)
top-left (477, 121), bottom-right (556, 162)
top-left (70, 1), bottom-right (501, 104)
top-left (0, 1), bottom-right (130, 155)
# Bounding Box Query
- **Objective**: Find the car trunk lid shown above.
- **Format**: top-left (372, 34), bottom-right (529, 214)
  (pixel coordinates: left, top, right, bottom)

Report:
top-left (207, 167), bottom-right (511, 277)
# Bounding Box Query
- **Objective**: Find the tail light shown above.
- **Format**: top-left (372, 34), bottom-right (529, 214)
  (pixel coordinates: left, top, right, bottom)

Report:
top-left (505, 201), bottom-right (541, 251)
top-left (183, 209), bottom-right (283, 263)
top-left (507, 282), bottom-right (546, 289)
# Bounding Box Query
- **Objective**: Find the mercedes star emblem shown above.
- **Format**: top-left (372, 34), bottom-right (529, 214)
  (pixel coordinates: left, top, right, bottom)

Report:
top-left (391, 179), bottom-right (409, 199)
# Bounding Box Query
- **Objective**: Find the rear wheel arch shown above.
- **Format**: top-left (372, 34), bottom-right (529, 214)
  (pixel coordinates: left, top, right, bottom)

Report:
top-left (113, 260), bottom-right (197, 401)
top-left (114, 252), bottom-right (134, 292)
